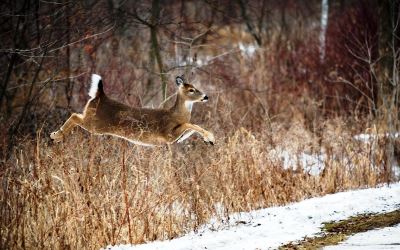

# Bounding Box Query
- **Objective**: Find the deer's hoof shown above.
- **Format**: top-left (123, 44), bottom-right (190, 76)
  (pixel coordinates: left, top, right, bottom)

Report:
top-left (204, 132), bottom-right (215, 146)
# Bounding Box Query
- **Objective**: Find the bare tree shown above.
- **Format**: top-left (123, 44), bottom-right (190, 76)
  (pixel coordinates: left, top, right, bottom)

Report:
top-left (377, 0), bottom-right (400, 182)
top-left (320, 0), bottom-right (329, 62)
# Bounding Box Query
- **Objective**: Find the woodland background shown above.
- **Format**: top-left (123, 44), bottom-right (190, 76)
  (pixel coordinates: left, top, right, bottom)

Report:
top-left (1, 0), bottom-right (400, 249)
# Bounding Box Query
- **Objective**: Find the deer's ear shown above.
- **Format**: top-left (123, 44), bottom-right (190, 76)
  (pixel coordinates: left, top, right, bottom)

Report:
top-left (176, 75), bottom-right (185, 87)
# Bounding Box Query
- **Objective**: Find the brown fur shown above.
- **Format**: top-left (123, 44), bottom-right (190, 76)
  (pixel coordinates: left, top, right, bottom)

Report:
top-left (50, 76), bottom-right (215, 146)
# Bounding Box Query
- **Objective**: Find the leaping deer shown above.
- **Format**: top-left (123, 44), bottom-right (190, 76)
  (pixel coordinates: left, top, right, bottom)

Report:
top-left (50, 74), bottom-right (215, 146)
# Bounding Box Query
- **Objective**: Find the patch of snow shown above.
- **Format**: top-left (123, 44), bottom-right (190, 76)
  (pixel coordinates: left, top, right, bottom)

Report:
top-left (238, 42), bottom-right (257, 57)
top-left (354, 133), bottom-right (400, 143)
top-left (324, 224), bottom-right (400, 250)
top-left (103, 183), bottom-right (400, 250)
top-left (268, 148), bottom-right (326, 175)
top-left (354, 132), bottom-right (400, 179)
top-left (195, 56), bottom-right (212, 66)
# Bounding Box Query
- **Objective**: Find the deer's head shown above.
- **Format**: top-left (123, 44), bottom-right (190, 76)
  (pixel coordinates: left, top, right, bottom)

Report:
top-left (176, 75), bottom-right (208, 103)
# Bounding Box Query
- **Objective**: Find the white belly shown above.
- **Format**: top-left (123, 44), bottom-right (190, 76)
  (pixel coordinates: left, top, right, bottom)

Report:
top-left (108, 134), bottom-right (155, 147)
top-left (177, 130), bottom-right (195, 143)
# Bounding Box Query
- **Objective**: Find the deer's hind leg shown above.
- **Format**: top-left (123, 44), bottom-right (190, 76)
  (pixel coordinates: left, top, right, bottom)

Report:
top-left (50, 113), bottom-right (84, 142)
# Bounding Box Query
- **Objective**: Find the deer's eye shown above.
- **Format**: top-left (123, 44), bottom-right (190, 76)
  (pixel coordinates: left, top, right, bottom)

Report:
top-left (189, 89), bottom-right (195, 93)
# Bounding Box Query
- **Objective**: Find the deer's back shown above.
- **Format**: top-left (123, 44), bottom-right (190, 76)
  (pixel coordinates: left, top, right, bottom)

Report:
top-left (85, 96), bottom-right (183, 138)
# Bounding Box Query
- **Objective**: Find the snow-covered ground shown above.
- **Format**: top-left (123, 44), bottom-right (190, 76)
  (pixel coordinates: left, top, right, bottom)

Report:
top-left (323, 224), bottom-right (400, 250)
top-left (103, 183), bottom-right (400, 250)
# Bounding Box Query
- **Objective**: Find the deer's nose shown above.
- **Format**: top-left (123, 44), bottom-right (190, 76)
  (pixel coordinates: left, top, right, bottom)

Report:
top-left (202, 95), bottom-right (209, 102)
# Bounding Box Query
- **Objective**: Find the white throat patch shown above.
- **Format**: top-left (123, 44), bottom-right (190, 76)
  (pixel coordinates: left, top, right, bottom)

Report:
top-left (185, 101), bottom-right (193, 113)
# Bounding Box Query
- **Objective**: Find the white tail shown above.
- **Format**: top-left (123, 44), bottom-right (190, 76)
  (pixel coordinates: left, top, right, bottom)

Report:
top-left (88, 74), bottom-right (102, 98)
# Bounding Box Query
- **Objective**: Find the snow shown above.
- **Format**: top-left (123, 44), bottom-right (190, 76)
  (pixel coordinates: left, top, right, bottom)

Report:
top-left (354, 132), bottom-right (400, 178)
top-left (323, 224), bottom-right (400, 250)
top-left (354, 133), bottom-right (400, 142)
top-left (268, 147), bottom-right (326, 175)
top-left (103, 183), bottom-right (400, 250)
top-left (266, 132), bottom-right (400, 177)
top-left (238, 42), bottom-right (257, 56)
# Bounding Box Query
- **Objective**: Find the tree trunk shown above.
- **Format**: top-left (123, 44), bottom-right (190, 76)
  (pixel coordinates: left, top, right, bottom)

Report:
top-left (378, 0), bottom-right (400, 183)
top-left (320, 0), bottom-right (329, 62)
top-left (150, 0), bottom-right (167, 101)
top-left (237, 0), bottom-right (262, 46)
top-left (0, 0), bottom-right (28, 110)
top-left (65, 1), bottom-right (73, 107)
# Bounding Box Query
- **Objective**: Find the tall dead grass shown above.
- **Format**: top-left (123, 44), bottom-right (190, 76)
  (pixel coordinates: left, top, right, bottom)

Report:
top-left (1, 116), bottom-right (393, 249)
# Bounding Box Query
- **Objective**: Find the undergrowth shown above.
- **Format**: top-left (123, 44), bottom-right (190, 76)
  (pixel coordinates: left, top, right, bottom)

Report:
top-left (1, 118), bottom-right (395, 249)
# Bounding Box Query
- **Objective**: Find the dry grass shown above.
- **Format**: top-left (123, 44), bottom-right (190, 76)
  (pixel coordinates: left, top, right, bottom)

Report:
top-left (1, 116), bottom-right (394, 249)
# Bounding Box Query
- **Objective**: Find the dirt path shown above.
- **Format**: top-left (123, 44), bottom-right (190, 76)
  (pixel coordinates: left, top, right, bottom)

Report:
top-left (323, 224), bottom-right (400, 249)
top-left (279, 210), bottom-right (400, 249)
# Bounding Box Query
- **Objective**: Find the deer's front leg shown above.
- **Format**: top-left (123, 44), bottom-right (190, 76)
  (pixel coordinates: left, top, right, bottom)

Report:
top-left (173, 123), bottom-right (215, 145)
top-left (50, 113), bottom-right (84, 142)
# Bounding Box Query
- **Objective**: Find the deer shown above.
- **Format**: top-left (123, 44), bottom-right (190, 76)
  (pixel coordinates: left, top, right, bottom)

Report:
top-left (50, 74), bottom-right (215, 146)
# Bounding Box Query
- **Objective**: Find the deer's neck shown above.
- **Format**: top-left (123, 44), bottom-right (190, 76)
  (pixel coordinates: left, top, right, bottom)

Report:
top-left (171, 94), bottom-right (192, 121)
